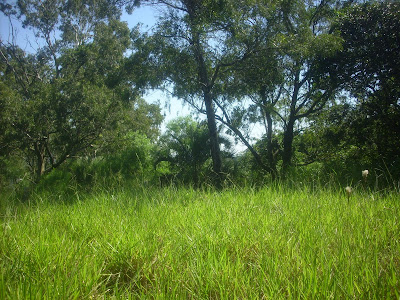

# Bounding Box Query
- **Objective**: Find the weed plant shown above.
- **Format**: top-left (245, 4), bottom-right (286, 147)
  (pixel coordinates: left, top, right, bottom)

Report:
top-left (0, 183), bottom-right (399, 299)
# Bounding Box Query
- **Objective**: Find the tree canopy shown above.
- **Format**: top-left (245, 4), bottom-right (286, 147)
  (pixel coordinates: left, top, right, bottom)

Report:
top-left (1, 0), bottom-right (399, 188)
top-left (0, 0), bottom-right (162, 183)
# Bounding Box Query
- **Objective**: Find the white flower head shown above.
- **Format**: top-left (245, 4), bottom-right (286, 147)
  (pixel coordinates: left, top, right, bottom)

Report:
top-left (362, 169), bottom-right (369, 179)
top-left (345, 186), bottom-right (352, 196)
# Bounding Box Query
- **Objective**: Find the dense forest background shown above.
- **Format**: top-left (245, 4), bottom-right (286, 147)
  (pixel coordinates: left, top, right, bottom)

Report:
top-left (1, 0), bottom-right (399, 194)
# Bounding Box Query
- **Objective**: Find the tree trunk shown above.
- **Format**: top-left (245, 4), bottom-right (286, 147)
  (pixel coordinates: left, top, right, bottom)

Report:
top-left (265, 112), bottom-right (277, 179)
top-left (260, 86), bottom-right (278, 179)
top-left (203, 90), bottom-right (223, 186)
top-left (190, 27), bottom-right (223, 187)
top-left (282, 117), bottom-right (295, 175)
top-left (282, 69), bottom-right (301, 176)
top-left (34, 142), bottom-right (46, 182)
top-left (219, 117), bottom-right (267, 172)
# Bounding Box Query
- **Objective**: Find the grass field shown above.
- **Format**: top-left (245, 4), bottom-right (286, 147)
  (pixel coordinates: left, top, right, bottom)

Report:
top-left (1, 184), bottom-right (399, 299)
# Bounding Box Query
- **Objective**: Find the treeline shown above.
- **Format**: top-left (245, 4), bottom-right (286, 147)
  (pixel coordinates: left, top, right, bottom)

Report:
top-left (1, 0), bottom-right (399, 192)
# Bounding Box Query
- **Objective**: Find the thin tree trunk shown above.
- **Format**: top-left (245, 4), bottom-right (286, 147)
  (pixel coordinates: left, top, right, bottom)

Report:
top-left (282, 69), bottom-right (301, 176)
top-left (282, 117), bottom-right (295, 175)
top-left (34, 142), bottom-right (46, 182)
top-left (265, 112), bottom-right (277, 179)
top-left (204, 89), bottom-right (223, 186)
top-left (190, 28), bottom-right (223, 187)
top-left (260, 86), bottom-right (279, 179)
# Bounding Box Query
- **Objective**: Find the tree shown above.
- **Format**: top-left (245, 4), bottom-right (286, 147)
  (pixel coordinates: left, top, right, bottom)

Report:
top-left (201, 0), bottom-right (342, 177)
top-left (155, 116), bottom-right (234, 186)
top-left (324, 2), bottom-right (400, 101)
top-left (269, 0), bottom-right (342, 174)
top-left (127, 0), bottom-right (261, 187)
top-left (0, 1), bottom-right (162, 182)
top-left (209, 0), bottom-right (283, 178)
top-left (310, 2), bottom-right (400, 182)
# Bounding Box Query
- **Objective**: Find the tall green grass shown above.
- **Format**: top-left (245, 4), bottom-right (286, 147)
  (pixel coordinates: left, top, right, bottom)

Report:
top-left (1, 185), bottom-right (399, 299)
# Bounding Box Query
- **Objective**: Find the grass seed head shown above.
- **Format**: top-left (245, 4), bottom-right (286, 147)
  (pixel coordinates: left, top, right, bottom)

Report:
top-left (345, 186), bottom-right (352, 197)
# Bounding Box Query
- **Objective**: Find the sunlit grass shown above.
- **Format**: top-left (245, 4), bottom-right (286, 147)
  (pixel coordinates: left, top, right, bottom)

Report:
top-left (1, 185), bottom-right (399, 298)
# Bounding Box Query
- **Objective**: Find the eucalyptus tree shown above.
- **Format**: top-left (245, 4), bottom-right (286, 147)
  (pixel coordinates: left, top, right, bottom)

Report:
top-left (127, 0), bottom-right (263, 186)
top-left (11, 0), bottom-right (124, 77)
top-left (222, 0), bottom-right (341, 175)
top-left (266, 0), bottom-right (343, 174)
top-left (329, 2), bottom-right (400, 98)
top-left (197, 0), bottom-right (342, 177)
top-left (207, 0), bottom-right (284, 177)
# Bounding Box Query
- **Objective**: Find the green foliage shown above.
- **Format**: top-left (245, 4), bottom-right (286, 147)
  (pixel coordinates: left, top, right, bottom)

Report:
top-left (155, 116), bottom-right (238, 187)
top-left (0, 2), bottom-right (162, 183)
top-left (33, 131), bottom-right (157, 194)
top-left (0, 155), bottom-right (28, 190)
top-left (2, 0), bottom-right (399, 189)
top-left (302, 2), bottom-right (400, 188)
top-left (327, 2), bottom-right (400, 99)
top-left (294, 102), bottom-right (400, 189)
top-left (97, 132), bottom-right (155, 181)
top-left (156, 117), bottom-right (212, 186)
top-left (211, 0), bottom-right (343, 177)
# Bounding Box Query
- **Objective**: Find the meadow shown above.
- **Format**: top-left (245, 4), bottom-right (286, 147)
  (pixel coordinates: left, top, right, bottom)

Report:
top-left (0, 184), bottom-right (399, 299)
